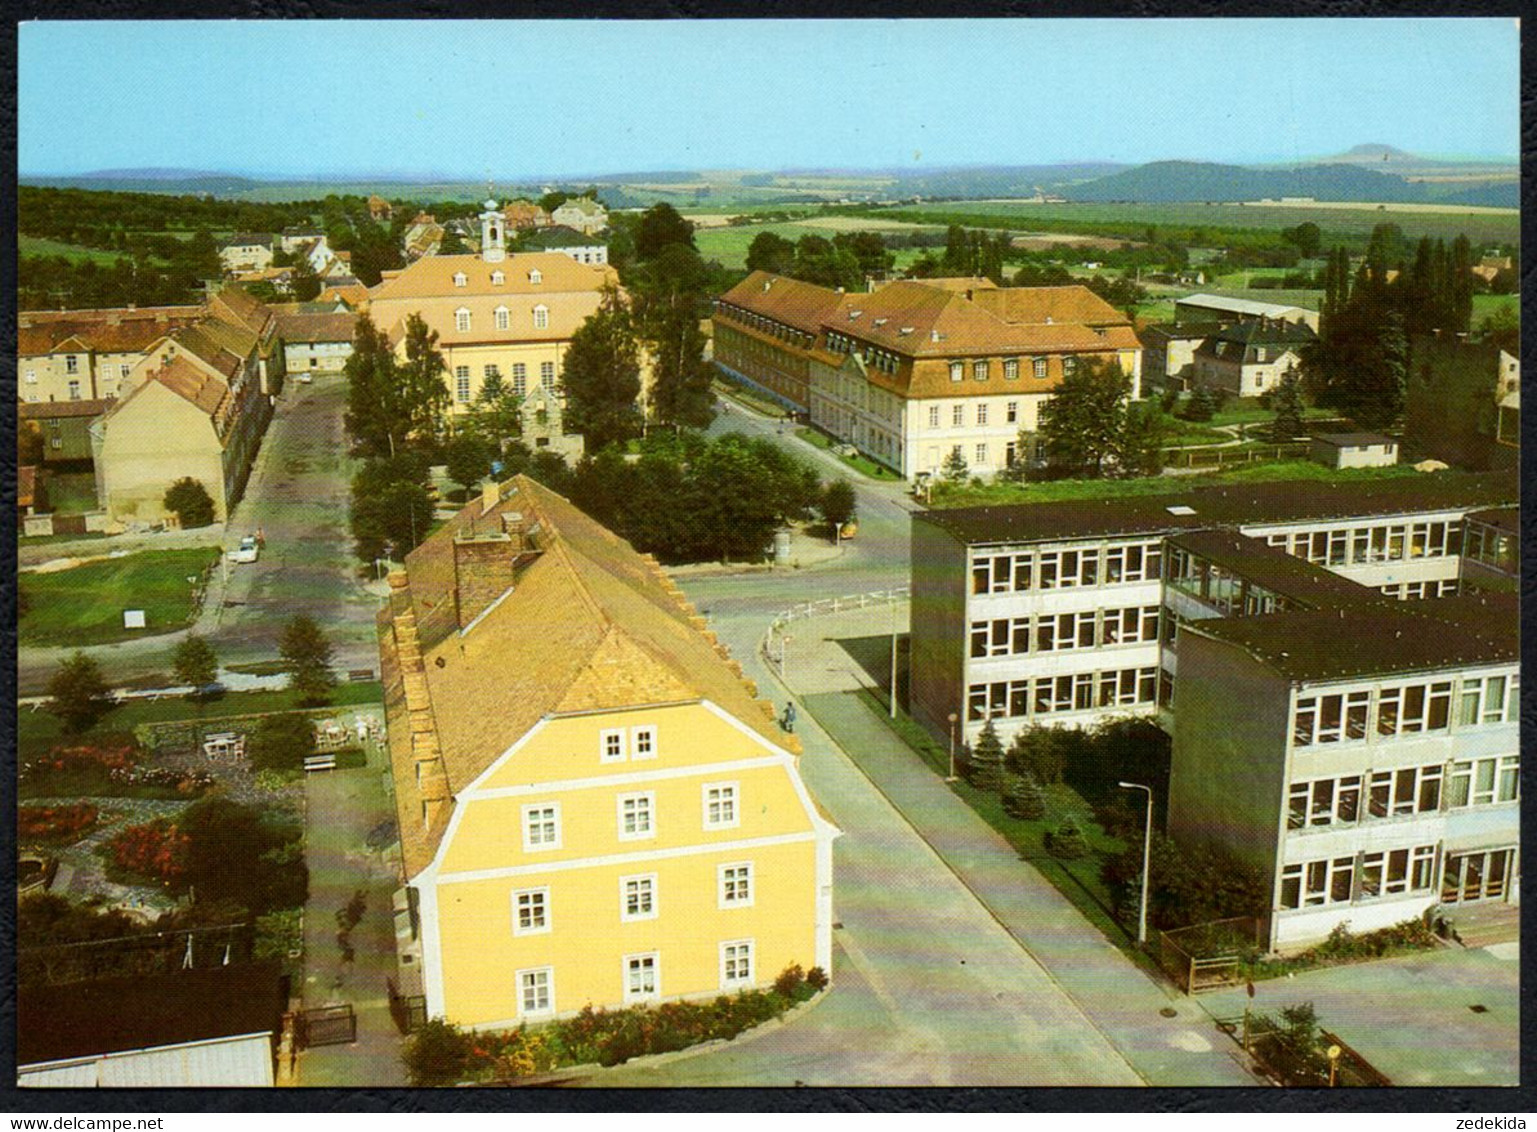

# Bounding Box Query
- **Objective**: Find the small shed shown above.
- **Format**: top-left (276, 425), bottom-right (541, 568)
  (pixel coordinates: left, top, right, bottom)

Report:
top-left (17, 962), bottom-right (288, 1088)
top-left (1310, 432), bottom-right (1399, 469)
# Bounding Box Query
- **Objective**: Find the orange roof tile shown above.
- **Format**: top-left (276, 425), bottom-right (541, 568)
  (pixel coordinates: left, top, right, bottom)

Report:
top-left (718, 271), bottom-right (852, 337)
top-left (969, 284), bottom-right (1129, 327)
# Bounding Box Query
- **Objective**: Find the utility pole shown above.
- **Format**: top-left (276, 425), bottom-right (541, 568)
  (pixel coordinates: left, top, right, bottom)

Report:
top-left (1119, 781), bottom-right (1154, 947)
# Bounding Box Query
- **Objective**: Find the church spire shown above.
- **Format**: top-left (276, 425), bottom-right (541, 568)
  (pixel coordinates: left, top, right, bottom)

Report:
top-left (480, 194), bottom-right (505, 263)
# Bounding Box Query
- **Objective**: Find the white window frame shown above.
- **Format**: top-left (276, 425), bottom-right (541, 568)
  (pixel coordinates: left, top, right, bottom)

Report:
top-left (720, 939), bottom-right (755, 989)
top-left (631, 725), bottom-right (657, 761)
top-left (951, 403), bottom-right (964, 427)
top-left (491, 270), bottom-right (505, 286)
top-left (620, 873), bottom-right (658, 922)
top-left (617, 791), bottom-right (655, 841)
top-left (511, 362), bottom-right (527, 396)
top-left (703, 782), bottom-right (739, 830)
top-left (718, 862), bottom-right (754, 908)
top-left (517, 966), bottom-right (554, 1016)
top-left (533, 305), bottom-right (550, 330)
top-left (540, 361), bottom-right (556, 388)
top-left (975, 402), bottom-right (989, 426)
top-left (1004, 358), bottom-right (1019, 381)
top-left (529, 269), bottom-right (543, 284)
top-left (623, 952), bottom-right (660, 1004)
top-left (455, 368), bottom-right (471, 403)
top-left (974, 443), bottom-right (988, 464)
top-left (1005, 400), bottom-right (1018, 423)
top-left (1032, 357), bottom-right (1048, 380)
top-left (600, 728), bottom-right (626, 764)
top-left (949, 361), bottom-right (964, 382)
top-left (521, 803), bottom-right (562, 851)
top-left (453, 272), bottom-right (468, 288)
top-left (927, 404), bottom-right (940, 428)
top-left (455, 308), bottom-right (472, 332)
top-left (512, 887), bottom-right (551, 936)
top-left (495, 306), bottom-right (510, 330)
top-left (23, 369), bottom-right (36, 383)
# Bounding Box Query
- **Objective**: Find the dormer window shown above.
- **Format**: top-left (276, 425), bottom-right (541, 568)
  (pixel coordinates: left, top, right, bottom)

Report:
top-left (533, 305), bottom-right (549, 330)
top-left (453, 272), bottom-right (467, 287)
top-left (529, 269), bottom-right (543, 285)
top-left (455, 308), bottom-right (471, 332)
top-left (491, 271), bottom-right (505, 286)
top-left (495, 306), bottom-right (510, 330)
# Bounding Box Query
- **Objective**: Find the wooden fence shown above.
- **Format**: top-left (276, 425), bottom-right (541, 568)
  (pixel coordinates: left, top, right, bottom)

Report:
top-left (1157, 916), bottom-right (1265, 994)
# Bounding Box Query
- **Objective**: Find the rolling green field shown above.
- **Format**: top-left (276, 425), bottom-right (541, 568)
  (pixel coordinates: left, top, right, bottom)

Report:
top-left (862, 200), bottom-right (1520, 246)
top-left (20, 547), bottom-right (220, 646)
top-left (18, 235), bottom-right (127, 265)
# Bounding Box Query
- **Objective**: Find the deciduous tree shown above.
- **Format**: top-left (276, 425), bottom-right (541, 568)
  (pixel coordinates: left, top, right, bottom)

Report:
top-left (163, 477), bottom-right (215, 528)
top-left (560, 288), bottom-right (643, 452)
top-left (1037, 358), bottom-right (1131, 476)
top-left (279, 616), bottom-right (335, 707)
top-left (172, 635), bottom-right (219, 694)
top-left (48, 653), bottom-right (113, 735)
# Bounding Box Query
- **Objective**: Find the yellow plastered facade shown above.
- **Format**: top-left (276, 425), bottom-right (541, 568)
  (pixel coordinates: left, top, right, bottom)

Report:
top-left (424, 702), bottom-right (830, 1029)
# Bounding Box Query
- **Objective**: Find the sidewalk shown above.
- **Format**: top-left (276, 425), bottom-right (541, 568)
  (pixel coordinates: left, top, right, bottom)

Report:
top-left (293, 708), bottom-right (408, 1086)
top-left (800, 691), bottom-right (1259, 1087)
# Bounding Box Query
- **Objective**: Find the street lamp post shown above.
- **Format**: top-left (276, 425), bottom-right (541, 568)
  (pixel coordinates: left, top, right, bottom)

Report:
top-left (1119, 780), bottom-right (1154, 947)
top-left (888, 596), bottom-right (899, 720)
top-left (946, 712), bottom-right (960, 782)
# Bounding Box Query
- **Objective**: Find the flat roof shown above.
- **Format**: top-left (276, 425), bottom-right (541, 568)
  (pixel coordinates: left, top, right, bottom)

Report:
top-left (1187, 592), bottom-right (1518, 683)
top-left (917, 472), bottom-right (1517, 547)
top-left (1313, 432), bottom-right (1396, 447)
top-left (18, 962), bottom-right (287, 1067)
top-left (1466, 506), bottom-right (1519, 536)
top-left (1176, 292), bottom-right (1317, 318)
top-left (1167, 528), bottom-right (1381, 609)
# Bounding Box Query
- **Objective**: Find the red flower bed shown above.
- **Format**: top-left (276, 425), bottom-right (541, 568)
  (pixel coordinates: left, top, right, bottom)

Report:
top-left (106, 818), bottom-right (189, 884)
top-left (18, 802), bottom-right (100, 842)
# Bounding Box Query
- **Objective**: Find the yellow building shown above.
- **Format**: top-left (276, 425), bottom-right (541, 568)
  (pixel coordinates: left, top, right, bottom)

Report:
top-left (379, 476), bottom-right (837, 1029)
top-left (366, 200), bottom-right (651, 417)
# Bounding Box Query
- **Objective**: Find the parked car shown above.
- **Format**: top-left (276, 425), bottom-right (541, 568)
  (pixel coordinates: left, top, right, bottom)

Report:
top-left (229, 536), bottom-right (260, 563)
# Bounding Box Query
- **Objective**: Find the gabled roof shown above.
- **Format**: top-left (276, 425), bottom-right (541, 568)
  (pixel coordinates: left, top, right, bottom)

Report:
top-left (18, 307), bottom-right (203, 357)
top-left (383, 476), bottom-right (792, 877)
top-left (152, 355), bottom-right (233, 420)
top-left (273, 310), bottom-right (358, 344)
top-left (836, 281), bottom-right (1111, 358)
top-left (554, 196), bottom-right (605, 216)
top-left (523, 224), bottom-right (606, 249)
top-left (718, 271), bottom-right (853, 337)
top-left (370, 251), bottom-right (615, 303)
top-left (969, 284), bottom-right (1129, 328)
top-left (18, 398), bottom-right (113, 421)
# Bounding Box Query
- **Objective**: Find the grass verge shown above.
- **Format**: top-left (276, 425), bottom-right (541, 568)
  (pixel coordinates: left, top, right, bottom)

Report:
top-left (793, 427), bottom-right (902, 481)
top-left (20, 548), bottom-right (219, 646)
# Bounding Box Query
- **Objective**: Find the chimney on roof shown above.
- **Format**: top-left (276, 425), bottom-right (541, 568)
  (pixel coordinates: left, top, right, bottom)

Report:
top-left (763, 279), bottom-right (773, 292)
top-left (452, 526), bottom-right (516, 631)
top-left (481, 480), bottom-right (501, 515)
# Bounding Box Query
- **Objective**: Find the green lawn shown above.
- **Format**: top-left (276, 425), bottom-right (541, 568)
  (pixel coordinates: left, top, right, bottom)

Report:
top-left (42, 472), bottom-right (99, 515)
top-left (18, 235), bottom-right (128, 265)
top-left (20, 548), bottom-right (220, 646)
top-left (19, 682), bottom-right (385, 762)
top-left (1472, 293), bottom-right (1518, 324)
top-left (794, 427), bottom-right (902, 481)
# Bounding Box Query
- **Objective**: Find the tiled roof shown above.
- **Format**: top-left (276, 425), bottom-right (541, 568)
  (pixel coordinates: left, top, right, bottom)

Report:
top-left (523, 224), bottom-right (605, 249)
top-left (969, 284), bottom-right (1129, 327)
top-left (718, 271), bottom-right (853, 337)
top-left (171, 325), bottom-right (244, 379)
top-left (919, 471), bottom-right (1518, 546)
top-left (18, 398), bottom-right (113, 421)
top-left (152, 355), bottom-right (233, 421)
top-left (898, 276), bottom-right (1000, 294)
top-left (273, 310), bottom-right (358, 344)
top-left (1188, 591), bottom-right (1517, 681)
top-left (382, 476), bottom-right (793, 878)
top-left (835, 281), bottom-right (1111, 358)
top-left (18, 307), bottom-right (203, 357)
top-left (371, 251), bottom-right (617, 303)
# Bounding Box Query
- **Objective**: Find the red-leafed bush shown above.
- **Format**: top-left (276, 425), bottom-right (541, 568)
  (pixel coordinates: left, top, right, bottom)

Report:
top-left (18, 802), bottom-right (100, 842)
top-left (105, 818), bottom-right (189, 883)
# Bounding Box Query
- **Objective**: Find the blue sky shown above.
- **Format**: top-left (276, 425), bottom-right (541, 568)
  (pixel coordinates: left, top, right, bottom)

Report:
top-left (19, 18), bottom-right (1520, 177)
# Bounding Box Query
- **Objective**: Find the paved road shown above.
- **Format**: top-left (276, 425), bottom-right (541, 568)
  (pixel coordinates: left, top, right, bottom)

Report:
top-left (18, 374), bottom-right (380, 695)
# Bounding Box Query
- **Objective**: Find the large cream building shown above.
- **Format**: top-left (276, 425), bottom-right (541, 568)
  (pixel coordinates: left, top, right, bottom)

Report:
top-left (367, 200), bottom-right (648, 415)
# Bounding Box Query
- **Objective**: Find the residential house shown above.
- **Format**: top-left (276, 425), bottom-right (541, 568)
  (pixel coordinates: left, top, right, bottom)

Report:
top-left (1169, 593), bottom-right (1517, 952)
top-left (1191, 318), bottom-right (1315, 397)
top-left (403, 212), bottom-right (445, 260)
top-left (1138, 322), bottom-right (1225, 392)
top-left (1311, 433), bottom-right (1399, 469)
top-left (18, 305), bottom-right (202, 403)
top-left (368, 194), bottom-right (394, 222)
top-left (550, 196), bottom-right (608, 235)
top-left (272, 308), bottom-right (358, 377)
top-left (1174, 293), bottom-right (1320, 332)
top-left (324, 251), bottom-right (355, 279)
top-left (380, 476), bottom-right (837, 1028)
top-left (367, 200), bottom-right (649, 417)
top-left (17, 963), bottom-right (287, 1088)
top-left (279, 226), bottom-right (325, 255)
top-left (219, 234), bottom-right (275, 275)
top-left (317, 281), bottom-right (370, 309)
top-left (521, 224), bottom-right (608, 266)
top-left (503, 199), bottom-right (551, 230)
top-left (908, 472), bottom-right (1517, 747)
top-left (1404, 332), bottom-right (1519, 471)
top-left (713, 272), bottom-right (1142, 480)
top-left (19, 399), bottom-right (113, 463)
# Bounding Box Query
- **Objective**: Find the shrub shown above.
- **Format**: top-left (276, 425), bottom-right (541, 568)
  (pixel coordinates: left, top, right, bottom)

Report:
top-left (163, 477), bottom-right (216, 528)
top-left (402, 1019), bottom-right (474, 1086)
top-left (250, 712), bottom-right (318, 772)
top-left (1046, 816), bottom-right (1090, 860)
top-left (1180, 386), bottom-right (1217, 422)
top-left (1001, 773), bottom-right (1046, 820)
top-left (773, 963), bottom-right (806, 998)
top-left (105, 818), bottom-right (189, 884)
top-left (806, 966), bottom-right (829, 991)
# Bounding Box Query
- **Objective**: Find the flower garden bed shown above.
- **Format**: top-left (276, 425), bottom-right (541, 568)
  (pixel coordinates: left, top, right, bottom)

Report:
top-left (403, 965), bottom-right (827, 1086)
top-left (19, 802), bottom-right (101, 844)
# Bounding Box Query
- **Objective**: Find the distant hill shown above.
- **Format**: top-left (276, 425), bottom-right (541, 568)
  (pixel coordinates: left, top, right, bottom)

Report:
top-left (1333, 143), bottom-right (1420, 163)
top-left (22, 169), bottom-right (264, 195)
top-left (1432, 180), bottom-right (1520, 208)
top-left (1066, 160), bottom-right (1439, 204)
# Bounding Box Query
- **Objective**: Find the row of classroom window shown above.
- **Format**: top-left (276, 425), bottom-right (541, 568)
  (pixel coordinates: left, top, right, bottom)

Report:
top-left (1279, 845), bottom-right (1519, 910)
top-left (454, 361), bottom-right (557, 402)
top-left (1293, 672), bottom-right (1516, 747)
top-left (925, 400), bottom-right (1038, 429)
top-left (1288, 754), bottom-right (1520, 831)
top-left (825, 332), bottom-right (1073, 384)
top-left (515, 939), bottom-right (758, 1018)
top-left (518, 782), bottom-right (741, 850)
top-left (971, 542), bottom-right (1164, 594)
top-left (1258, 520), bottom-right (1462, 566)
top-left (970, 606), bottom-right (1160, 658)
top-left (967, 667), bottom-right (1158, 722)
